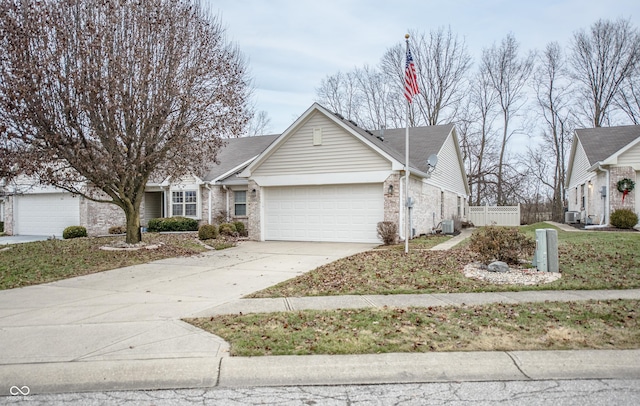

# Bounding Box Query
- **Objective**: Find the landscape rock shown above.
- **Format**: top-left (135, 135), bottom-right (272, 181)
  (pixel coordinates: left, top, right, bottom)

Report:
top-left (488, 261), bottom-right (510, 273)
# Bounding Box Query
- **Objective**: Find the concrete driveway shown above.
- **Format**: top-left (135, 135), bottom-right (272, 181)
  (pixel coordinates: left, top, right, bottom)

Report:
top-left (0, 235), bottom-right (50, 245)
top-left (0, 241), bottom-right (376, 394)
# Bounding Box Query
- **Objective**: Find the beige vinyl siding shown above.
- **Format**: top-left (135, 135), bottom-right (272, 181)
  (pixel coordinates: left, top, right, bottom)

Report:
top-left (568, 143), bottom-right (592, 188)
top-left (253, 112), bottom-right (390, 176)
top-left (427, 133), bottom-right (467, 195)
top-left (617, 142), bottom-right (640, 166)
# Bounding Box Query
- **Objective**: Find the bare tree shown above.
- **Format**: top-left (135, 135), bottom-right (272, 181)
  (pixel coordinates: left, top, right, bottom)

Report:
top-left (615, 65), bottom-right (640, 124)
top-left (457, 68), bottom-right (501, 207)
top-left (481, 34), bottom-right (534, 205)
top-left (316, 71), bottom-right (361, 122)
top-left (410, 27), bottom-right (472, 126)
top-left (378, 28), bottom-right (471, 127)
top-left (320, 27), bottom-right (472, 129)
top-left (0, 0), bottom-right (251, 243)
top-left (245, 110), bottom-right (272, 136)
top-left (353, 65), bottom-right (394, 130)
top-left (569, 18), bottom-right (640, 127)
top-left (533, 42), bottom-right (573, 221)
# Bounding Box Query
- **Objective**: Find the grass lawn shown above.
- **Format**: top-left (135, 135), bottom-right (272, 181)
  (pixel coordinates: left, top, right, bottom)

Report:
top-left (247, 223), bottom-right (640, 297)
top-left (0, 233), bottom-right (210, 290)
top-left (186, 299), bottom-right (639, 356)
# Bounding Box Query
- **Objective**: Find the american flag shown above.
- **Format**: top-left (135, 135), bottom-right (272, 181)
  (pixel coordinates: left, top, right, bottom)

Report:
top-left (404, 47), bottom-right (419, 103)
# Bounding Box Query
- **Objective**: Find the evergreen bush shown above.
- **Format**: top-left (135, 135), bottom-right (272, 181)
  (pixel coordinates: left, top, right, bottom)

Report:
top-left (610, 209), bottom-right (638, 229)
top-left (233, 221), bottom-right (247, 237)
top-left (218, 222), bottom-right (237, 236)
top-left (63, 226), bottom-right (87, 239)
top-left (198, 224), bottom-right (219, 240)
top-left (147, 217), bottom-right (198, 232)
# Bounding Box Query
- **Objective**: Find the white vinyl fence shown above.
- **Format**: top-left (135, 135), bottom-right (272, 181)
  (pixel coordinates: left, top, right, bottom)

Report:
top-left (468, 205), bottom-right (521, 226)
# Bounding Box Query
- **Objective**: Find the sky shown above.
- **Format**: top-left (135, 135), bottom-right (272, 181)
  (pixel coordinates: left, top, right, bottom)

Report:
top-left (207, 0), bottom-right (640, 134)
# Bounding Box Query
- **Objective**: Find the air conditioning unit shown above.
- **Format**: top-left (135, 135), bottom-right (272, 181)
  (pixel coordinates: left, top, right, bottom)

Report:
top-left (442, 219), bottom-right (454, 234)
top-left (565, 211), bottom-right (580, 224)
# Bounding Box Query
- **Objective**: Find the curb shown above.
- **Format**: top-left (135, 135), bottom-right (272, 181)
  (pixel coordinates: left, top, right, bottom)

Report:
top-left (218, 349), bottom-right (640, 387)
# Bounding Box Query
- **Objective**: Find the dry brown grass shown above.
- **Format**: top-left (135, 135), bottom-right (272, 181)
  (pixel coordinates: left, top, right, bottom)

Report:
top-left (186, 299), bottom-right (639, 356)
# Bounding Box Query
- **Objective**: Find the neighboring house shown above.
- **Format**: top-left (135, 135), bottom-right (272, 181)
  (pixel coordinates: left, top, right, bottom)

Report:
top-left (2, 103), bottom-right (470, 242)
top-left (566, 124), bottom-right (640, 225)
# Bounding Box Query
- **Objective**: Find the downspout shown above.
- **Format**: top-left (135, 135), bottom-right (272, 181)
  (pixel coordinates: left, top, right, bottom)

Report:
top-left (222, 185), bottom-right (230, 222)
top-left (598, 163), bottom-right (611, 224)
top-left (598, 164), bottom-right (610, 225)
top-left (204, 183), bottom-right (213, 225)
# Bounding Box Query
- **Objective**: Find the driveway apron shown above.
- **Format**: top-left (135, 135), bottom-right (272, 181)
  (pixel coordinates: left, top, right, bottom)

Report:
top-left (0, 241), bottom-right (375, 393)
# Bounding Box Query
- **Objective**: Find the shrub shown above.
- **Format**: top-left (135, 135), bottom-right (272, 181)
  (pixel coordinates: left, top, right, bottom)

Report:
top-left (0, 221), bottom-right (4, 233)
top-left (469, 226), bottom-right (535, 265)
top-left (147, 217), bottom-right (198, 232)
top-left (377, 221), bottom-right (398, 245)
top-left (63, 226), bottom-right (87, 239)
top-left (218, 222), bottom-right (237, 236)
top-left (233, 221), bottom-right (247, 237)
top-left (198, 224), bottom-right (219, 240)
top-left (610, 209), bottom-right (639, 229)
top-left (108, 225), bottom-right (126, 234)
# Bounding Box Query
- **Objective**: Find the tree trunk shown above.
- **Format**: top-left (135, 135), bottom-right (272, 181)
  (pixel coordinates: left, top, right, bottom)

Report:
top-left (497, 120), bottom-right (508, 205)
top-left (123, 202), bottom-right (142, 244)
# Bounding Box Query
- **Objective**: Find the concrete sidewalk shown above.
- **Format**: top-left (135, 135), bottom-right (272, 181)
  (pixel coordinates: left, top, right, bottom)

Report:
top-left (198, 288), bottom-right (640, 315)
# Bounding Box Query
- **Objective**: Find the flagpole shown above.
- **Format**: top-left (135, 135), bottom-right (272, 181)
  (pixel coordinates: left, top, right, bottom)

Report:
top-left (404, 34), bottom-right (410, 255)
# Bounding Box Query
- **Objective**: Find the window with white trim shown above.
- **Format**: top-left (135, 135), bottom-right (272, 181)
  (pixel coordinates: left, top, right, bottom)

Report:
top-left (172, 190), bottom-right (197, 217)
top-left (234, 190), bottom-right (247, 216)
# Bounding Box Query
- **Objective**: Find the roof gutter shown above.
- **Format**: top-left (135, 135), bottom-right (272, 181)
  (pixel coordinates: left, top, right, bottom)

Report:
top-left (597, 163), bottom-right (610, 225)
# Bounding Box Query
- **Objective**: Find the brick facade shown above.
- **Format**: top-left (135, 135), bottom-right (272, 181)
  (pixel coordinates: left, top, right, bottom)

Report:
top-left (81, 197), bottom-right (127, 236)
top-left (609, 166), bottom-right (636, 212)
top-left (3, 195), bottom-right (13, 235)
top-left (246, 180), bottom-right (261, 240)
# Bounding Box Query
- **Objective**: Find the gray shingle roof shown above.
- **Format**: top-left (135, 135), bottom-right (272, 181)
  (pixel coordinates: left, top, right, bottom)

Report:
top-left (576, 125), bottom-right (640, 165)
top-left (202, 134), bottom-right (279, 182)
top-left (331, 113), bottom-right (454, 174)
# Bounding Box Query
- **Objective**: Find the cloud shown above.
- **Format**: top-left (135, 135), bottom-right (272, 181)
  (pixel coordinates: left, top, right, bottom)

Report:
top-left (209, 0), bottom-right (640, 133)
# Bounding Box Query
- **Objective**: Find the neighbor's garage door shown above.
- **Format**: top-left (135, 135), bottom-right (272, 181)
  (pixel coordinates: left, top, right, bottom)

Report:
top-left (264, 184), bottom-right (383, 243)
top-left (15, 193), bottom-right (80, 236)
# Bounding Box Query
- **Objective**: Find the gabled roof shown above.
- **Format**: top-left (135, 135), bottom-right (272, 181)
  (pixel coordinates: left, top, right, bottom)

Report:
top-left (202, 134), bottom-right (279, 182)
top-left (332, 111), bottom-right (454, 175)
top-left (210, 103), bottom-right (463, 186)
top-left (575, 125), bottom-right (640, 166)
top-left (372, 125), bottom-right (454, 174)
top-left (241, 103), bottom-right (455, 178)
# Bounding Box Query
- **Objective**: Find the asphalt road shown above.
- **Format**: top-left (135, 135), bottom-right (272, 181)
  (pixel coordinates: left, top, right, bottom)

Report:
top-left (3, 379), bottom-right (640, 405)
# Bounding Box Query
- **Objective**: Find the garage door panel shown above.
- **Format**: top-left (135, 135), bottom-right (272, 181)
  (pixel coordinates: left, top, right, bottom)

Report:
top-left (16, 193), bottom-right (80, 236)
top-left (264, 184), bottom-right (383, 243)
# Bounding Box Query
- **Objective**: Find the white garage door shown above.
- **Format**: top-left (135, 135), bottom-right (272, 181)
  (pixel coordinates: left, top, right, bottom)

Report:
top-left (264, 184), bottom-right (383, 243)
top-left (15, 193), bottom-right (80, 236)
